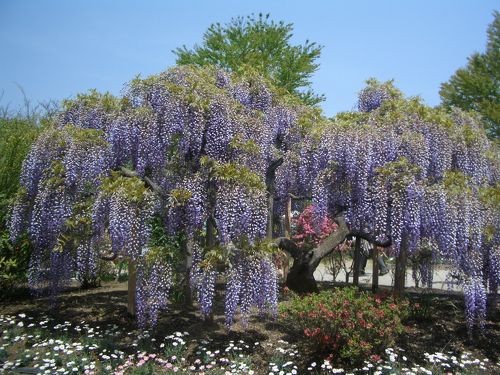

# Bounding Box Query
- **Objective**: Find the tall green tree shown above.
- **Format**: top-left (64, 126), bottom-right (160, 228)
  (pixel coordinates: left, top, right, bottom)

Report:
top-left (0, 117), bottom-right (41, 224)
top-left (440, 11), bottom-right (500, 139)
top-left (174, 13), bottom-right (324, 105)
top-left (0, 115), bottom-right (41, 292)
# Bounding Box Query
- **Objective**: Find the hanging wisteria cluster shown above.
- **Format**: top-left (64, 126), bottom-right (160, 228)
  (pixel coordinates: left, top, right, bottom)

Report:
top-left (91, 174), bottom-right (158, 260)
top-left (9, 65), bottom-right (304, 328)
top-left (136, 253), bottom-right (173, 328)
top-left (224, 251), bottom-right (278, 327)
top-left (357, 78), bottom-right (400, 112)
top-left (9, 125), bottom-right (112, 297)
top-left (189, 242), bottom-right (217, 319)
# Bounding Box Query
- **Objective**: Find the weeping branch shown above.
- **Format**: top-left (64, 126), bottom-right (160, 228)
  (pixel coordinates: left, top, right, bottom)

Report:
top-left (275, 237), bottom-right (301, 259)
top-left (349, 230), bottom-right (392, 248)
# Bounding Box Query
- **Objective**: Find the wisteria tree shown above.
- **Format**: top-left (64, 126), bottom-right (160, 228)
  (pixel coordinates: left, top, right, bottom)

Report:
top-left (8, 66), bottom-right (310, 328)
top-left (275, 80), bottom-right (499, 334)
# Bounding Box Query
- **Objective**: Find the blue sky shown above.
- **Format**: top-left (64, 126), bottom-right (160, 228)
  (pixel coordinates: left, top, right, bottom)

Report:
top-left (0, 1), bottom-right (497, 117)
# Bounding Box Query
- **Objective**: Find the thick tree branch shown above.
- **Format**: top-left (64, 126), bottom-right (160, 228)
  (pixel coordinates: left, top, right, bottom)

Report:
top-left (100, 252), bottom-right (118, 261)
top-left (276, 214), bottom-right (350, 264)
top-left (349, 230), bottom-right (392, 248)
top-left (276, 213), bottom-right (391, 266)
top-left (311, 214), bottom-right (350, 262)
top-left (289, 193), bottom-right (312, 200)
top-left (265, 157), bottom-right (284, 189)
top-left (119, 167), bottom-right (164, 196)
top-left (275, 237), bottom-right (301, 259)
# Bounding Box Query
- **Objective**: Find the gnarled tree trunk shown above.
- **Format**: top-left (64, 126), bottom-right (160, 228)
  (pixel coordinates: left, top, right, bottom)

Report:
top-left (277, 215), bottom-right (350, 293)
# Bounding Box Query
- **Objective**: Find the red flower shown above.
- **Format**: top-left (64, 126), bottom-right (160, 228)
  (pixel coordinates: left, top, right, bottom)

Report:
top-left (292, 205), bottom-right (338, 247)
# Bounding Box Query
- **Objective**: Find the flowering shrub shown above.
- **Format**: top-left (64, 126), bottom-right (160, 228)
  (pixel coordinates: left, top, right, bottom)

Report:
top-left (292, 205), bottom-right (337, 248)
top-left (279, 287), bottom-right (409, 364)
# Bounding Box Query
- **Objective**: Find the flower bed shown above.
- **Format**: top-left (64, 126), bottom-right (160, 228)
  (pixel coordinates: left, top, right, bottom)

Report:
top-left (1, 312), bottom-right (497, 374)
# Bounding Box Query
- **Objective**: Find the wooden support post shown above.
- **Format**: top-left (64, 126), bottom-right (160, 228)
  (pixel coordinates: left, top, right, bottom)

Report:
top-left (184, 235), bottom-right (194, 306)
top-left (284, 196), bottom-right (292, 238)
top-left (372, 245), bottom-right (379, 293)
top-left (206, 217), bottom-right (215, 248)
top-left (281, 196), bottom-right (293, 282)
top-left (353, 237), bottom-right (361, 286)
top-left (127, 260), bottom-right (137, 316)
top-left (267, 191), bottom-right (274, 240)
top-left (393, 234), bottom-right (408, 299)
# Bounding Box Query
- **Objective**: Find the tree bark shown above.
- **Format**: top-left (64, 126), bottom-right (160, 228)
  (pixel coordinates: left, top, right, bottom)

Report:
top-left (285, 253), bottom-right (319, 293)
top-left (267, 192), bottom-right (274, 240)
top-left (393, 233), bottom-right (408, 299)
top-left (127, 260), bottom-right (137, 316)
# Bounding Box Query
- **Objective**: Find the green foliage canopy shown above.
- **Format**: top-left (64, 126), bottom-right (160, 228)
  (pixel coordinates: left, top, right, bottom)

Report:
top-left (440, 11), bottom-right (500, 139)
top-left (174, 13), bottom-right (323, 105)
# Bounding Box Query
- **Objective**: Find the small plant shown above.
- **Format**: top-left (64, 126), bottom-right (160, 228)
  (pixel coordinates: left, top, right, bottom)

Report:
top-left (279, 287), bottom-right (409, 365)
top-left (408, 291), bottom-right (435, 322)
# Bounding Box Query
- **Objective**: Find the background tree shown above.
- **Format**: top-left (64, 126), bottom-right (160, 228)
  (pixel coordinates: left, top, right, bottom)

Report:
top-left (174, 13), bottom-right (324, 105)
top-left (0, 97), bottom-right (54, 293)
top-left (440, 11), bottom-right (500, 139)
